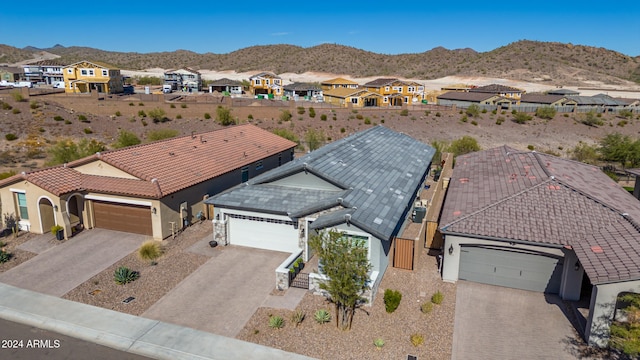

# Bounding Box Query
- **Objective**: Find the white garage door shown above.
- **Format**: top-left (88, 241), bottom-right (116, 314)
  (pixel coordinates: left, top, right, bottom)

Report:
top-left (228, 214), bottom-right (299, 253)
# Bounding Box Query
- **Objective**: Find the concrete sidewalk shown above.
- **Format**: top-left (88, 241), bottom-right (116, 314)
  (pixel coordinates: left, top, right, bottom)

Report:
top-left (0, 283), bottom-right (314, 360)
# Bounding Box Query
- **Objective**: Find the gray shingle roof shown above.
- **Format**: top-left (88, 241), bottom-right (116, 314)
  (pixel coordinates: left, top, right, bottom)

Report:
top-left (440, 146), bottom-right (640, 284)
top-left (283, 82), bottom-right (321, 91)
top-left (469, 84), bottom-right (523, 93)
top-left (520, 94), bottom-right (567, 104)
top-left (437, 91), bottom-right (498, 102)
top-left (208, 126), bottom-right (435, 241)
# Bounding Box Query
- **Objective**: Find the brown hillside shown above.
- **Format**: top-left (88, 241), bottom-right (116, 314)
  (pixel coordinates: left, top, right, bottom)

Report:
top-left (3, 40), bottom-right (639, 86)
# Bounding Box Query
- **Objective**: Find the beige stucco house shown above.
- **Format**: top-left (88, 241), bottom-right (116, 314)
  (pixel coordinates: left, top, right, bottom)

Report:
top-left (0, 125), bottom-right (296, 240)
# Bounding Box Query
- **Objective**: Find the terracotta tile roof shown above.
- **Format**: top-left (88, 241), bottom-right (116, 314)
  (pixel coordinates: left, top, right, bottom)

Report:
top-left (440, 146), bottom-right (640, 284)
top-left (1, 125), bottom-right (296, 199)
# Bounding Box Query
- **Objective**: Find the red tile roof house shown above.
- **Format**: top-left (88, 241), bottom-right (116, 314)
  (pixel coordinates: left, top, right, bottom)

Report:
top-left (439, 145), bottom-right (640, 348)
top-left (0, 124), bottom-right (296, 241)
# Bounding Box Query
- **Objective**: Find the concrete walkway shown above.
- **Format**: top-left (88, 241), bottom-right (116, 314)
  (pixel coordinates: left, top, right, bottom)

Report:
top-left (0, 283), bottom-right (313, 360)
top-left (452, 281), bottom-right (584, 360)
top-left (0, 229), bottom-right (144, 297)
top-left (142, 246), bottom-right (291, 337)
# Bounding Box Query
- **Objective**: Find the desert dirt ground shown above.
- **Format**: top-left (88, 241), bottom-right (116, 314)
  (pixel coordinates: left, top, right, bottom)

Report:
top-left (2, 88), bottom-right (639, 176)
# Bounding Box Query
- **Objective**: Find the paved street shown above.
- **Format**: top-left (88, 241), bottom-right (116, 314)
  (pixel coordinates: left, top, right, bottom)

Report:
top-left (452, 281), bottom-right (585, 360)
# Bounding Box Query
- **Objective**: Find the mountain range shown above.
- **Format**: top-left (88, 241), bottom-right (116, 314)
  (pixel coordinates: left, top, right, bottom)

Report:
top-left (1, 40), bottom-right (639, 86)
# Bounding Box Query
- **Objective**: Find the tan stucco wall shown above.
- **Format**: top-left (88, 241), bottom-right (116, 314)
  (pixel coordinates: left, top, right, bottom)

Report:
top-left (73, 160), bottom-right (139, 179)
top-left (0, 180), bottom-right (65, 235)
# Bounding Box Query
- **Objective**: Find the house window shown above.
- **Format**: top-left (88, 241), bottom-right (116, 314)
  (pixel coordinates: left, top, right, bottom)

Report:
top-left (254, 79), bottom-right (261, 85)
top-left (408, 86), bottom-right (414, 92)
top-left (67, 68), bottom-right (73, 74)
top-left (351, 97), bottom-right (358, 104)
top-left (81, 69), bottom-right (87, 76)
top-left (16, 193), bottom-right (28, 220)
top-left (256, 160), bottom-right (263, 170)
top-left (241, 166), bottom-right (249, 182)
top-left (274, 79), bottom-right (281, 85)
top-left (102, 70), bottom-right (108, 76)
top-left (265, 79), bottom-right (270, 85)
top-left (278, 154), bottom-right (282, 166)
top-left (290, 149), bottom-right (295, 161)
top-left (88, 69), bottom-right (94, 76)
top-left (385, 86), bottom-right (390, 92)
top-left (396, 86), bottom-right (403, 93)
top-left (404, 97), bottom-right (409, 103)
top-left (383, 96), bottom-right (388, 103)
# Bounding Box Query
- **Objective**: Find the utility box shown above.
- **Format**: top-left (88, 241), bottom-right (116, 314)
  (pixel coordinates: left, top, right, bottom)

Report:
top-left (412, 207), bottom-right (426, 223)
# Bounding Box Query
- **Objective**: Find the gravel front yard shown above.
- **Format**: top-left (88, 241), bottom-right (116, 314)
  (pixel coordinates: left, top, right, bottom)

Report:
top-left (238, 247), bottom-right (456, 360)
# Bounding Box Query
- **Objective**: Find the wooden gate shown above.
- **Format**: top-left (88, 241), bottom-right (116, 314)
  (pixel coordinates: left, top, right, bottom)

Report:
top-left (393, 237), bottom-right (415, 270)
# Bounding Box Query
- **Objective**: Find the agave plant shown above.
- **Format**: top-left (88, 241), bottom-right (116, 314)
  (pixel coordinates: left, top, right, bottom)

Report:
top-left (314, 309), bottom-right (331, 324)
top-left (114, 266), bottom-right (139, 285)
top-left (291, 310), bottom-right (305, 327)
top-left (268, 315), bottom-right (284, 329)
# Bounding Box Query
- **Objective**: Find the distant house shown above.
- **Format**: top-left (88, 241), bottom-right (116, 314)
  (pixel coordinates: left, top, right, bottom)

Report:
top-left (206, 125), bottom-right (435, 303)
top-left (547, 88), bottom-right (580, 96)
top-left (566, 95), bottom-right (627, 112)
top-left (0, 66), bottom-right (21, 83)
top-left (0, 124), bottom-right (296, 241)
top-left (469, 84), bottom-right (524, 100)
top-left (519, 94), bottom-right (576, 107)
top-left (208, 78), bottom-right (243, 95)
top-left (323, 88), bottom-right (381, 108)
top-left (63, 61), bottom-right (123, 94)
top-left (22, 60), bottom-right (65, 85)
top-left (249, 72), bottom-right (282, 97)
top-left (320, 77), bottom-right (359, 91)
top-left (283, 82), bottom-right (323, 101)
top-left (164, 68), bottom-right (202, 92)
top-left (437, 91), bottom-right (514, 108)
top-left (362, 78), bottom-right (426, 106)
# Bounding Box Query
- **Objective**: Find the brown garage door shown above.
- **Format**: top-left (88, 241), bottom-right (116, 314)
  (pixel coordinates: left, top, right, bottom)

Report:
top-left (93, 201), bottom-right (152, 236)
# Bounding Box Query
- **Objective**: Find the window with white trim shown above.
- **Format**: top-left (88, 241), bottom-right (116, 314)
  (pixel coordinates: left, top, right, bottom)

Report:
top-left (88, 69), bottom-right (94, 76)
top-left (16, 193), bottom-right (28, 220)
top-left (102, 70), bottom-right (108, 76)
top-left (385, 86), bottom-right (390, 91)
top-left (404, 96), bottom-right (409, 103)
top-left (274, 79), bottom-right (280, 85)
top-left (81, 69), bottom-right (87, 76)
top-left (408, 86), bottom-right (414, 92)
top-left (67, 68), bottom-right (73, 74)
top-left (254, 79), bottom-right (261, 85)
top-left (396, 86), bottom-right (403, 93)
top-left (255, 160), bottom-right (263, 170)
top-left (351, 97), bottom-right (358, 104)
top-left (383, 96), bottom-right (388, 103)
top-left (265, 79), bottom-right (270, 85)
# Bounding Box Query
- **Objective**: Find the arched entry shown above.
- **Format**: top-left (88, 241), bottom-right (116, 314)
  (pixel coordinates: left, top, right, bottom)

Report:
top-left (67, 194), bottom-right (84, 228)
top-left (38, 198), bottom-right (55, 233)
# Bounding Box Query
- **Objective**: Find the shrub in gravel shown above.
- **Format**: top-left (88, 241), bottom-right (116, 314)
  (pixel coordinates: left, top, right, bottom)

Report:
top-left (1, 101), bottom-right (12, 110)
top-left (373, 338), bottom-right (384, 349)
top-left (268, 315), bottom-right (284, 329)
top-left (114, 266), bottom-right (139, 285)
top-left (138, 240), bottom-right (162, 264)
top-left (384, 289), bottom-right (402, 313)
top-left (0, 249), bottom-right (12, 263)
top-left (411, 333), bottom-right (424, 347)
top-left (291, 310), bottom-right (305, 327)
top-left (314, 309), bottom-right (331, 324)
top-left (420, 302), bottom-right (433, 314)
top-left (5, 134), bottom-right (18, 141)
top-left (431, 290), bottom-right (444, 305)
top-left (12, 108), bottom-right (20, 114)
top-left (53, 115), bottom-right (64, 121)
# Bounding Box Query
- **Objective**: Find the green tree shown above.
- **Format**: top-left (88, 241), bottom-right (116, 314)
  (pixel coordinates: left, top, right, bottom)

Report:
top-left (513, 112), bottom-right (533, 124)
top-left (135, 76), bottom-right (162, 86)
top-left (48, 139), bottom-right (105, 165)
top-left (309, 230), bottom-right (372, 330)
top-left (582, 111), bottom-right (604, 127)
top-left (448, 136), bottom-right (481, 157)
top-left (598, 133), bottom-right (634, 168)
top-left (569, 142), bottom-right (600, 164)
top-left (272, 128), bottom-right (301, 149)
top-left (535, 106), bottom-right (557, 119)
top-left (114, 130), bottom-right (141, 149)
top-left (305, 128), bottom-right (325, 151)
top-left (147, 108), bottom-right (166, 122)
top-left (216, 106), bottom-right (235, 126)
top-left (465, 104), bottom-right (480, 118)
top-left (430, 140), bottom-right (450, 163)
top-left (147, 129), bottom-right (179, 141)
top-left (280, 109), bottom-right (293, 122)
top-left (609, 293), bottom-right (640, 357)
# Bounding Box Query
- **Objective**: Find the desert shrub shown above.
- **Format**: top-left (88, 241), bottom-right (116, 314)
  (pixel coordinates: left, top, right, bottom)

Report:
top-left (141, 120), bottom-right (148, 126)
top-left (114, 130), bottom-right (141, 148)
top-left (53, 115), bottom-right (64, 121)
top-left (181, 103), bottom-right (187, 108)
top-left (170, 103), bottom-right (176, 108)
top-left (78, 114), bottom-right (88, 121)
top-left (12, 108), bottom-right (20, 114)
top-left (460, 115), bottom-right (468, 123)
top-left (138, 102), bottom-right (144, 106)
top-left (305, 128), bottom-right (325, 151)
top-left (129, 102), bottom-right (135, 106)
top-left (582, 111), bottom-right (604, 127)
top-left (147, 129), bottom-right (179, 141)
top-left (214, 106), bottom-right (233, 126)
top-left (247, 114), bottom-right (253, 120)
top-left (421, 302), bottom-right (433, 314)
top-left (471, 120), bottom-right (478, 126)
top-left (384, 289), bottom-right (402, 313)
top-left (411, 334), bottom-right (424, 347)
top-left (535, 106), bottom-right (557, 119)
top-left (527, 145), bottom-right (535, 150)
top-left (448, 136), bottom-right (481, 157)
top-left (0, 249), bottom-right (12, 263)
top-left (400, 109), bottom-right (409, 116)
top-left (314, 309), bottom-right (331, 324)
top-left (291, 310), bottom-right (305, 327)
top-left (364, 117), bottom-right (371, 125)
top-left (431, 290), bottom-right (444, 305)
top-left (114, 266), bottom-right (139, 285)
top-left (0, 171), bottom-right (17, 180)
top-left (356, 113), bottom-right (363, 120)
top-left (29, 100), bottom-right (39, 109)
top-left (83, 128), bottom-right (93, 134)
top-left (64, 119), bottom-right (71, 124)
top-left (138, 240), bottom-right (162, 264)
top-left (135, 76), bottom-right (162, 86)
top-left (513, 112), bottom-right (532, 124)
top-left (114, 111), bottom-right (121, 117)
top-left (176, 114), bottom-right (182, 119)
top-left (320, 114), bottom-right (327, 121)
top-left (373, 338), bottom-right (385, 349)
top-left (618, 109), bottom-right (633, 119)
top-left (465, 104), bottom-right (480, 117)
top-left (482, 108), bottom-right (487, 113)
top-left (1, 101), bottom-right (11, 110)
top-left (332, 116), bottom-right (337, 121)
top-left (308, 107), bottom-right (316, 118)
top-left (491, 109), bottom-right (497, 115)
top-left (137, 110), bottom-right (147, 118)
top-left (272, 128), bottom-right (300, 147)
top-left (340, 127), bottom-right (346, 133)
top-left (425, 110), bottom-right (431, 116)
top-left (435, 112), bottom-right (441, 117)
top-left (5, 134), bottom-right (17, 141)
top-left (268, 315), bottom-right (284, 329)
top-left (297, 106), bottom-right (305, 115)
top-left (496, 117), bottom-right (505, 125)
top-left (47, 139), bottom-right (106, 165)
top-left (204, 112), bottom-right (211, 119)
top-left (279, 109), bottom-right (293, 122)
top-left (11, 91), bottom-right (25, 102)
top-left (38, 127), bottom-right (45, 133)
top-left (148, 108), bottom-right (166, 122)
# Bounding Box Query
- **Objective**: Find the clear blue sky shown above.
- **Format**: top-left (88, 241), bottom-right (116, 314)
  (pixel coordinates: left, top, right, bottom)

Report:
top-left (2, 1), bottom-right (639, 56)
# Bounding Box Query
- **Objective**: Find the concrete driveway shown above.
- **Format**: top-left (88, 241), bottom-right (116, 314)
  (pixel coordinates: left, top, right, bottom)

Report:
top-left (142, 246), bottom-right (289, 337)
top-left (452, 281), bottom-right (584, 360)
top-left (0, 229), bottom-right (144, 297)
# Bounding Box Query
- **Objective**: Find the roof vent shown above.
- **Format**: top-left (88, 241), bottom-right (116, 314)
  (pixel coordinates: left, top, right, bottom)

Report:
top-left (200, 135), bottom-right (206, 143)
top-left (151, 178), bottom-right (158, 183)
top-left (169, 152), bottom-right (175, 156)
top-left (345, 214), bottom-right (351, 225)
top-left (337, 197), bottom-right (343, 204)
top-left (191, 131), bottom-right (196, 139)
top-left (63, 163), bottom-right (67, 168)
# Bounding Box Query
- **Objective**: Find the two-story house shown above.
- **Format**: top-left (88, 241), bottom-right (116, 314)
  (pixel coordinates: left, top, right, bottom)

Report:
top-left (362, 78), bottom-right (426, 106)
top-left (249, 72), bottom-right (282, 97)
top-left (22, 60), bottom-right (66, 85)
top-left (164, 68), bottom-right (202, 92)
top-left (63, 61), bottom-right (123, 94)
top-left (320, 77), bottom-right (360, 91)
